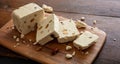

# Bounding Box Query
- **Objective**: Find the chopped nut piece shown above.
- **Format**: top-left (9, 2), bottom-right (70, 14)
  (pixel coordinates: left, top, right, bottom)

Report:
top-left (80, 17), bottom-right (85, 21)
top-left (72, 51), bottom-right (76, 56)
top-left (11, 26), bottom-right (14, 29)
top-left (23, 41), bottom-right (26, 43)
top-left (38, 26), bottom-right (43, 30)
top-left (80, 31), bottom-right (84, 34)
top-left (29, 39), bottom-right (32, 42)
top-left (13, 35), bottom-right (17, 39)
top-left (63, 29), bottom-right (68, 34)
top-left (13, 43), bottom-right (20, 48)
top-left (66, 45), bottom-right (72, 51)
top-left (30, 18), bottom-right (34, 22)
top-left (85, 51), bottom-right (89, 55)
top-left (93, 20), bottom-right (97, 25)
top-left (45, 24), bottom-right (49, 28)
top-left (113, 38), bottom-right (116, 41)
top-left (13, 45), bottom-right (17, 48)
top-left (16, 43), bottom-right (20, 46)
top-left (16, 38), bottom-right (19, 42)
top-left (20, 34), bottom-right (24, 38)
top-left (33, 42), bottom-right (37, 45)
top-left (65, 54), bottom-right (73, 59)
top-left (42, 4), bottom-right (53, 13)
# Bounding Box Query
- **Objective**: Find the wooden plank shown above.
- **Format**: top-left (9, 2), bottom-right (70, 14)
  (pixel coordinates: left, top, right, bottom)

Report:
top-left (0, 10), bottom-right (120, 63)
top-left (0, 9), bottom-right (11, 28)
top-left (0, 15), bottom-right (106, 64)
top-left (1, 0), bottom-right (120, 17)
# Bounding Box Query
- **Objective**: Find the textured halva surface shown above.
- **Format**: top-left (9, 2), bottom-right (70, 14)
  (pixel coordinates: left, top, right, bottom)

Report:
top-left (57, 19), bottom-right (80, 43)
top-left (73, 31), bottom-right (99, 50)
top-left (12, 3), bottom-right (44, 35)
top-left (36, 14), bottom-right (60, 45)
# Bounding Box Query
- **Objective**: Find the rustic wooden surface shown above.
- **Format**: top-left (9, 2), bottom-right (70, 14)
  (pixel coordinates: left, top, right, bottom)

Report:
top-left (0, 0), bottom-right (120, 64)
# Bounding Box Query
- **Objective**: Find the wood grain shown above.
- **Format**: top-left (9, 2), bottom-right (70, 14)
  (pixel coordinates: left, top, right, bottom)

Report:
top-left (0, 0), bottom-right (120, 64)
top-left (0, 11), bottom-right (120, 64)
top-left (0, 16), bottom-right (106, 64)
top-left (0, 9), bottom-right (11, 28)
top-left (1, 0), bottom-right (120, 17)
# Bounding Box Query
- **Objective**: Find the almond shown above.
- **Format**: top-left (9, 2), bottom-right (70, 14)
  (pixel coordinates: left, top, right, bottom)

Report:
top-left (63, 29), bottom-right (68, 34)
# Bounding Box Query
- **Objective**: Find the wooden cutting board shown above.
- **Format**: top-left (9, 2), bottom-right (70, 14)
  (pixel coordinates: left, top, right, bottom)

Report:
top-left (0, 17), bottom-right (106, 64)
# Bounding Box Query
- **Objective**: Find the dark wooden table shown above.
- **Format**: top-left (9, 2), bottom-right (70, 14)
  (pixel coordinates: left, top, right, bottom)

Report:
top-left (0, 0), bottom-right (120, 64)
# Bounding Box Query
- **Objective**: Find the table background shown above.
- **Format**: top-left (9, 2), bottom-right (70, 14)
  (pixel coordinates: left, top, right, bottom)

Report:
top-left (0, 0), bottom-right (120, 64)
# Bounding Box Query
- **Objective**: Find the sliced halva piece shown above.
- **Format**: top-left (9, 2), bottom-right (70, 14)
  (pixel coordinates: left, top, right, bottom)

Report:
top-left (73, 31), bottom-right (99, 50)
top-left (75, 20), bottom-right (87, 28)
top-left (36, 14), bottom-right (60, 45)
top-left (12, 3), bottom-right (44, 35)
top-left (57, 19), bottom-right (80, 43)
